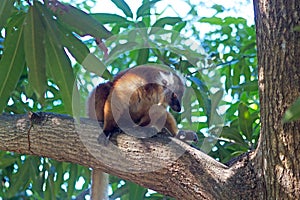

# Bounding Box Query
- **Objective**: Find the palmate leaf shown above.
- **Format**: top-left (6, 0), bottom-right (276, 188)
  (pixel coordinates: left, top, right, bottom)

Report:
top-left (0, 14), bottom-right (26, 112)
top-left (24, 5), bottom-right (46, 100)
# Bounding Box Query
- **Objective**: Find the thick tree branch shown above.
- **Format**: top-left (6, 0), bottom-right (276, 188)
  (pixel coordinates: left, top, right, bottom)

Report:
top-left (0, 112), bottom-right (261, 199)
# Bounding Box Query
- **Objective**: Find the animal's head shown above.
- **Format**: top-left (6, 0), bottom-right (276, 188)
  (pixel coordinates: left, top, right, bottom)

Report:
top-left (157, 71), bottom-right (185, 112)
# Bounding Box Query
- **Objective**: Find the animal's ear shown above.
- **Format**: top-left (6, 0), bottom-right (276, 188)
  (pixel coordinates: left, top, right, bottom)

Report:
top-left (158, 71), bottom-right (174, 86)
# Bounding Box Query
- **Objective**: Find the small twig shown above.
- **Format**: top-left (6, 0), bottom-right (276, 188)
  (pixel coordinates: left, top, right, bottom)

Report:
top-left (189, 54), bottom-right (257, 75)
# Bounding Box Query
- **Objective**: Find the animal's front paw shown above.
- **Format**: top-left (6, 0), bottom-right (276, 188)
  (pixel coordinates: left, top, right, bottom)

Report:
top-left (176, 130), bottom-right (199, 144)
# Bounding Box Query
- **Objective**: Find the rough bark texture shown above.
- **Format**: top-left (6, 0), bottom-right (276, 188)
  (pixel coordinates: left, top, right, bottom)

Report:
top-left (1, 1), bottom-right (300, 199)
top-left (253, 0), bottom-right (300, 199)
top-left (0, 112), bottom-right (261, 200)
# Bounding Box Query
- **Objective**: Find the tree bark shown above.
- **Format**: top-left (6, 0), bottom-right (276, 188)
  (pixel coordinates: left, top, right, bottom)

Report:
top-left (1, 1), bottom-right (300, 199)
top-left (253, 0), bottom-right (300, 199)
top-left (0, 112), bottom-right (261, 200)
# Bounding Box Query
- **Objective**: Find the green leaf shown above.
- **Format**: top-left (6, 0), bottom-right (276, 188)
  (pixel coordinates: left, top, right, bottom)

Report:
top-left (238, 102), bottom-right (252, 141)
top-left (151, 17), bottom-right (182, 31)
top-left (221, 126), bottom-right (247, 146)
top-left (181, 87), bottom-right (194, 124)
top-left (45, 31), bottom-right (78, 115)
top-left (0, 0), bottom-right (14, 29)
top-left (54, 162), bottom-right (64, 192)
top-left (199, 16), bottom-right (223, 25)
top-left (24, 5), bottom-right (47, 100)
top-left (91, 13), bottom-right (131, 24)
top-left (106, 42), bottom-right (138, 64)
top-left (67, 164), bottom-right (78, 197)
top-left (56, 4), bottom-right (112, 39)
top-left (136, 48), bottom-right (149, 65)
top-left (211, 4), bottom-right (225, 13)
top-left (35, 2), bottom-right (61, 45)
top-left (82, 53), bottom-right (112, 80)
top-left (59, 24), bottom-right (112, 80)
top-left (9, 159), bottom-right (31, 196)
top-left (283, 97), bottom-right (300, 123)
top-left (128, 182), bottom-right (147, 199)
top-left (44, 161), bottom-right (56, 200)
top-left (37, 2), bottom-right (80, 115)
top-left (239, 81), bottom-right (258, 92)
top-left (136, 0), bottom-right (161, 19)
top-left (0, 14), bottom-right (25, 112)
top-left (0, 155), bottom-right (17, 168)
top-left (111, 0), bottom-right (133, 18)
top-left (59, 25), bottom-right (90, 64)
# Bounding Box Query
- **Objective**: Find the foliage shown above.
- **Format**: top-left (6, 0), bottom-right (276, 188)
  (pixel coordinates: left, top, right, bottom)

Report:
top-left (0, 0), bottom-right (258, 199)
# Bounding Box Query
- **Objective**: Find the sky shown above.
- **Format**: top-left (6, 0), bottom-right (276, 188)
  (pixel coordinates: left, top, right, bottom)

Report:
top-left (89, 0), bottom-right (254, 24)
top-left (86, 0), bottom-right (255, 40)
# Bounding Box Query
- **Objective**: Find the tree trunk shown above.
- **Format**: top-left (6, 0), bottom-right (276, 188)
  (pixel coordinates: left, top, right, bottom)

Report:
top-left (253, 0), bottom-right (300, 199)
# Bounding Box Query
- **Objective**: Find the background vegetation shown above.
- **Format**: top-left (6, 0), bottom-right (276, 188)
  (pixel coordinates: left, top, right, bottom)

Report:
top-left (0, 0), bottom-right (258, 199)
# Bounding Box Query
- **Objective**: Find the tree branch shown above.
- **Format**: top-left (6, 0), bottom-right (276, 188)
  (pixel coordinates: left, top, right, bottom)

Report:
top-left (0, 112), bottom-right (261, 199)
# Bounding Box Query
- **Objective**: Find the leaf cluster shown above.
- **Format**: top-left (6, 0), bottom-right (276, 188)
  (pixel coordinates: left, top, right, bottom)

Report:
top-left (0, 0), bottom-right (259, 199)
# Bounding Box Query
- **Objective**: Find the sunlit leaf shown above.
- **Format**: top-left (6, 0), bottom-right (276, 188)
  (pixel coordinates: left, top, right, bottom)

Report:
top-left (238, 102), bottom-right (252, 141)
top-left (211, 4), bottom-right (225, 13)
top-left (199, 16), bottom-right (223, 25)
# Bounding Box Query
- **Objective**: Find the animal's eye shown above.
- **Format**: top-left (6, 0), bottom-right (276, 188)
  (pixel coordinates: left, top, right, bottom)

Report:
top-left (162, 79), bottom-right (168, 86)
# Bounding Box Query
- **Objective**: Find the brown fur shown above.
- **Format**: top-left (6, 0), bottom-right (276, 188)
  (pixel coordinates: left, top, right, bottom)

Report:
top-left (87, 65), bottom-right (186, 200)
top-left (102, 65), bottom-right (184, 136)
